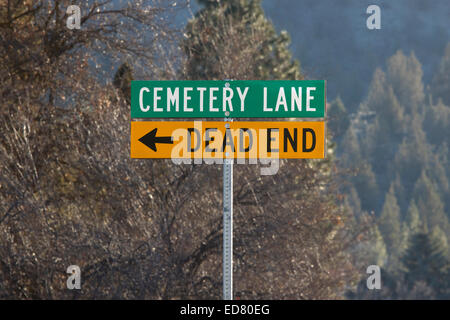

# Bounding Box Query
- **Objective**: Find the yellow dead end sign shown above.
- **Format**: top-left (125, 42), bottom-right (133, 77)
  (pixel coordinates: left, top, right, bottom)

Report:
top-left (131, 121), bottom-right (325, 159)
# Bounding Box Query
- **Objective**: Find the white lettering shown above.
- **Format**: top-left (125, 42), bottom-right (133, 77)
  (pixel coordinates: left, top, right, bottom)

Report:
top-left (153, 87), bottom-right (163, 112)
top-left (275, 87), bottom-right (288, 112)
top-left (139, 87), bottom-right (150, 112)
top-left (167, 88), bottom-right (179, 112)
top-left (236, 87), bottom-right (249, 112)
top-left (183, 87), bottom-right (193, 112)
top-left (306, 87), bottom-right (316, 111)
top-left (209, 88), bottom-right (219, 112)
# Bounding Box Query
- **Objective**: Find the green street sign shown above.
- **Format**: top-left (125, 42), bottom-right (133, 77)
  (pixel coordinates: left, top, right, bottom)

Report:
top-left (131, 80), bottom-right (325, 118)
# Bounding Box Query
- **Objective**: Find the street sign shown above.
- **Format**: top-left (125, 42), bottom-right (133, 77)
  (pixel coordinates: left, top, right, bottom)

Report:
top-left (131, 121), bottom-right (325, 159)
top-left (131, 80), bottom-right (325, 119)
top-left (130, 79), bottom-right (327, 301)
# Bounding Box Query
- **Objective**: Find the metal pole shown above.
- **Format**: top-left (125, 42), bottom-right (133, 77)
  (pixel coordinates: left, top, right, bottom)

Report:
top-left (223, 120), bottom-right (233, 300)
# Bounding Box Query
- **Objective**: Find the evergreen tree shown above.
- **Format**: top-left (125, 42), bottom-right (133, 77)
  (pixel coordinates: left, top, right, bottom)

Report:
top-left (328, 96), bottom-right (350, 140)
top-left (352, 162), bottom-right (380, 213)
top-left (184, 0), bottom-right (301, 80)
top-left (339, 128), bottom-right (362, 167)
top-left (412, 171), bottom-right (449, 234)
top-left (405, 200), bottom-right (421, 235)
top-left (392, 119), bottom-right (430, 201)
top-left (430, 226), bottom-right (449, 254)
top-left (386, 50), bottom-right (425, 114)
top-left (402, 232), bottom-right (449, 298)
top-left (365, 68), bottom-right (404, 137)
top-left (367, 225), bottom-right (388, 267)
top-left (378, 184), bottom-right (402, 265)
top-left (424, 100), bottom-right (450, 147)
top-left (432, 43), bottom-right (450, 106)
top-left (364, 69), bottom-right (404, 188)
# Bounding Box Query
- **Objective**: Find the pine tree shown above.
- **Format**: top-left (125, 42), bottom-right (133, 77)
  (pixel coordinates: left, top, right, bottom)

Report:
top-left (393, 119), bottom-right (430, 199)
top-left (184, 0), bottom-right (301, 80)
top-left (352, 162), bottom-right (380, 213)
top-left (386, 50), bottom-right (425, 114)
top-left (365, 68), bottom-right (404, 139)
top-left (367, 225), bottom-right (388, 267)
top-left (405, 200), bottom-right (421, 235)
top-left (378, 184), bottom-right (402, 265)
top-left (430, 226), bottom-right (449, 254)
top-left (412, 171), bottom-right (449, 234)
top-left (432, 43), bottom-right (450, 106)
top-left (328, 96), bottom-right (350, 140)
top-left (424, 99), bottom-right (450, 147)
top-left (402, 232), bottom-right (449, 298)
top-left (339, 128), bottom-right (362, 167)
top-left (364, 68), bottom-right (404, 186)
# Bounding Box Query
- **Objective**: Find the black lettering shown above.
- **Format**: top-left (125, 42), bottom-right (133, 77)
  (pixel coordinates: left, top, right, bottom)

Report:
top-left (187, 128), bottom-right (201, 152)
top-left (239, 128), bottom-right (252, 152)
top-left (267, 128), bottom-right (279, 153)
top-left (302, 128), bottom-right (316, 152)
top-left (283, 128), bottom-right (297, 152)
top-left (222, 128), bottom-right (236, 152)
top-left (205, 128), bottom-right (217, 153)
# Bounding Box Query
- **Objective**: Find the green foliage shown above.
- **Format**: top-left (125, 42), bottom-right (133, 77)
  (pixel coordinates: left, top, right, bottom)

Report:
top-left (185, 0), bottom-right (301, 80)
top-left (386, 51), bottom-right (425, 113)
top-left (367, 226), bottom-right (388, 267)
top-left (432, 43), bottom-right (450, 106)
top-left (402, 232), bottom-right (449, 298)
top-left (424, 100), bottom-right (450, 146)
top-left (392, 121), bottom-right (430, 200)
top-left (378, 184), bottom-right (403, 265)
top-left (352, 162), bottom-right (380, 212)
top-left (366, 69), bottom-right (405, 139)
top-left (348, 231), bottom-right (449, 299)
top-left (405, 200), bottom-right (421, 234)
top-left (328, 96), bottom-right (350, 139)
top-left (338, 47), bottom-right (450, 293)
top-left (412, 171), bottom-right (449, 234)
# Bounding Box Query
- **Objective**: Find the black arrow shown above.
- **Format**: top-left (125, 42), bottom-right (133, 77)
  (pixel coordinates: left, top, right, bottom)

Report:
top-left (138, 128), bottom-right (173, 152)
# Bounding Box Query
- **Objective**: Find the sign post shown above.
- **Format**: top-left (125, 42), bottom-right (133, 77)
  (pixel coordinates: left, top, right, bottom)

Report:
top-left (223, 156), bottom-right (233, 300)
top-left (130, 80), bottom-right (326, 300)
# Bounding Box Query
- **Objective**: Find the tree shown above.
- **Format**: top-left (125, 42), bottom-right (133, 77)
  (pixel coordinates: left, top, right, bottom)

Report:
top-left (364, 225), bottom-right (388, 267)
top-left (365, 68), bottom-right (404, 139)
top-left (386, 50), bottom-right (425, 114)
top-left (328, 96), bottom-right (350, 140)
top-left (424, 100), bottom-right (450, 147)
top-left (404, 200), bottom-right (421, 235)
top-left (402, 232), bottom-right (449, 298)
top-left (378, 184), bottom-right (402, 266)
top-left (392, 120), bottom-right (430, 205)
top-left (0, 0), bottom-right (191, 299)
top-left (184, 0), bottom-right (302, 80)
top-left (338, 128), bottom-right (362, 167)
top-left (113, 62), bottom-right (134, 104)
top-left (432, 43), bottom-right (450, 106)
top-left (363, 68), bottom-right (404, 189)
top-left (352, 162), bottom-right (380, 213)
top-left (412, 171), bottom-right (449, 234)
